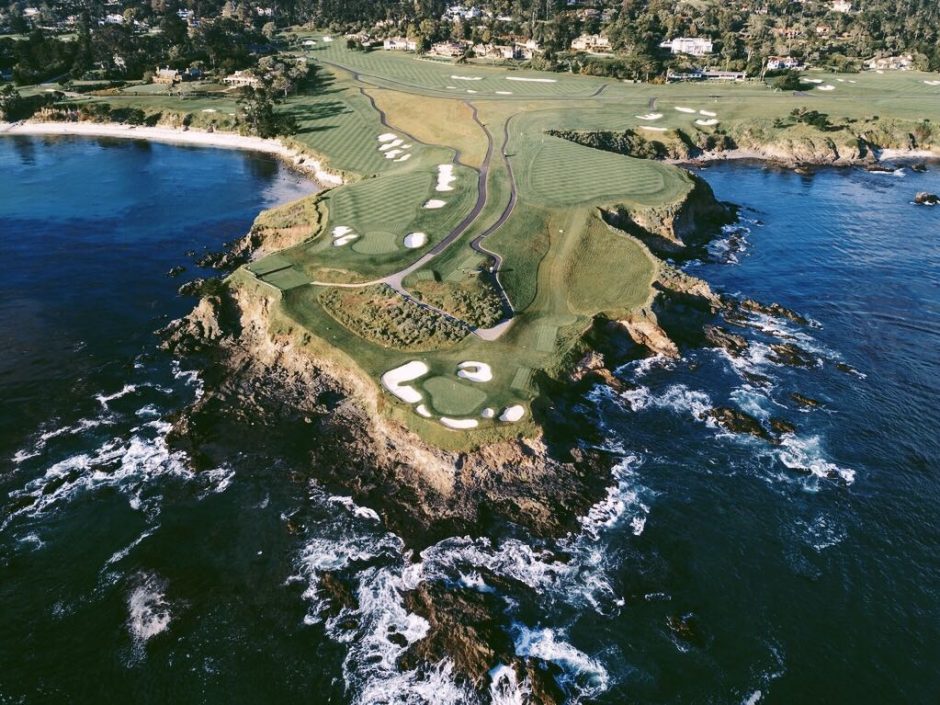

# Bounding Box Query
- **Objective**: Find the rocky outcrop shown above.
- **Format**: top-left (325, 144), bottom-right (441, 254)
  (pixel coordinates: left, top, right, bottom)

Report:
top-left (400, 581), bottom-right (564, 703)
top-left (656, 265), bottom-right (721, 307)
top-left (703, 325), bottom-right (749, 356)
top-left (914, 191), bottom-right (938, 205)
top-left (602, 174), bottom-right (736, 253)
top-left (615, 308), bottom-right (680, 358)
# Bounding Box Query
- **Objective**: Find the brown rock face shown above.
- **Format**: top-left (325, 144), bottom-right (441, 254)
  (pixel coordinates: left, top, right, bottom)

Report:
top-left (616, 309), bottom-right (680, 358)
top-left (703, 325), bottom-right (749, 356)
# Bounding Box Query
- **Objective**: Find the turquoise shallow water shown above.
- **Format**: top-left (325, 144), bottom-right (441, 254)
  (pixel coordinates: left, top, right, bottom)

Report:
top-left (1, 138), bottom-right (938, 704)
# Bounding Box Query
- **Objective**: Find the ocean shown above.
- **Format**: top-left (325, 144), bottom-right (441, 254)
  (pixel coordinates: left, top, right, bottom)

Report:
top-left (1, 137), bottom-right (937, 704)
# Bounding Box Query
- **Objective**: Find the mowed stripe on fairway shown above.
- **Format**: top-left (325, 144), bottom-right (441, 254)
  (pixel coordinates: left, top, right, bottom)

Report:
top-left (522, 136), bottom-right (673, 206)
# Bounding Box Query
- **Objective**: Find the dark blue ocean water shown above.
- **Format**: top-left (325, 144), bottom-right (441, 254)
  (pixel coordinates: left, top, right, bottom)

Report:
top-left (1, 139), bottom-right (938, 704)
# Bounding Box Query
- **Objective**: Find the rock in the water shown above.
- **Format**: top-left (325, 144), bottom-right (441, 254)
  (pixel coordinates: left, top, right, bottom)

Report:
top-left (400, 581), bottom-right (565, 703)
top-left (702, 406), bottom-right (771, 440)
top-left (769, 343), bottom-right (817, 368)
top-left (735, 297), bottom-right (808, 325)
top-left (914, 191), bottom-right (938, 205)
top-left (911, 162), bottom-right (928, 173)
top-left (167, 265), bottom-right (186, 278)
top-left (703, 325), bottom-right (749, 356)
top-left (667, 612), bottom-right (707, 648)
top-left (790, 392), bottom-right (823, 409)
top-left (769, 417), bottom-right (797, 435)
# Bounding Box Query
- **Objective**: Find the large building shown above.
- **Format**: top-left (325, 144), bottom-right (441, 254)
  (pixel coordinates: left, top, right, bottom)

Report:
top-left (660, 37), bottom-right (714, 56)
top-left (570, 34), bottom-right (611, 53)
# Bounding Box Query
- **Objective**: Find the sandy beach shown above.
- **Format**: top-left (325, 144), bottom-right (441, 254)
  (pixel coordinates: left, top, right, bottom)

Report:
top-left (0, 120), bottom-right (344, 186)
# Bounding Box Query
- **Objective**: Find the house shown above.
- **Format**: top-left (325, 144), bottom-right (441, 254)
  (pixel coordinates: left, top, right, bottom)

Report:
top-left (830, 0), bottom-right (852, 12)
top-left (767, 55), bottom-right (803, 70)
top-left (103, 13), bottom-right (124, 24)
top-left (344, 32), bottom-right (373, 47)
top-left (816, 24), bottom-right (832, 37)
top-left (154, 67), bottom-right (181, 85)
top-left (472, 43), bottom-right (516, 60)
top-left (660, 37), bottom-right (713, 56)
top-left (429, 41), bottom-right (469, 58)
top-left (865, 55), bottom-right (914, 71)
top-left (383, 36), bottom-right (418, 52)
top-left (444, 4), bottom-right (482, 20)
top-left (570, 33), bottom-right (611, 52)
top-left (224, 70), bottom-right (260, 88)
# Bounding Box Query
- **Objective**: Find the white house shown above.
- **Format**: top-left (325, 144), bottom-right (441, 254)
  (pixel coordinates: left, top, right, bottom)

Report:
top-left (865, 54), bottom-right (914, 71)
top-left (383, 36), bottom-right (418, 52)
top-left (570, 34), bottom-right (611, 52)
top-left (660, 37), bottom-right (714, 56)
top-left (224, 70), bottom-right (260, 88)
top-left (830, 0), bottom-right (852, 12)
top-left (767, 55), bottom-right (803, 70)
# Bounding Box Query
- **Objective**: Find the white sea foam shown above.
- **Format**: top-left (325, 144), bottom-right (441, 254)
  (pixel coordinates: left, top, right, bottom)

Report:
top-left (776, 435), bottom-right (855, 484)
top-left (328, 495), bottom-right (381, 522)
top-left (512, 626), bottom-right (610, 699)
top-left (126, 572), bottom-right (171, 653)
top-left (489, 663), bottom-right (532, 705)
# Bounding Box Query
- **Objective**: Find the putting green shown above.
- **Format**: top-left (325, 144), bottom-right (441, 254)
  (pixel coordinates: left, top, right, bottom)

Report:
top-left (422, 376), bottom-right (489, 416)
top-left (352, 230), bottom-right (401, 255)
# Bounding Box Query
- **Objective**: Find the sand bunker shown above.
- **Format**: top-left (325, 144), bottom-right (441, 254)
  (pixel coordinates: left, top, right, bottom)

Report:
top-left (818, 85), bottom-right (835, 91)
top-left (466, 89), bottom-right (478, 94)
top-left (481, 408), bottom-right (495, 419)
top-left (924, 80), bottom-right (940, 86)
top-left (436, 164), bottom-right (456, 192)
top-left (446, 86), bottom-right (457, 89)
top-left (507, 77), bottom-right (556, 83)
top-left (379, 139), bottom-right (403, 151)
top-left (395, 154), bottom-right (412, 162)
top-left (636, 113), bottom-right (663, 120)
top-left (801, 78), bottom-right (824, 84)
top-left (695, 119), bottom-right (719, 126)
top-left (699, 110), bottom-right (717, 117)
top-left (332, 226), bottom-right (359, 247)
top-left (403, 232), bottom-right (427, 249)
top-left (495, 91), bottom-right (513, 95)
top-left (639, 126), bottom-right (668, 132)
top-left (415, 404), bottom-right (432, 418)
top-left (334, 234), bottom-right (358, 246)
top-left (499, 405), bottom-right (525, 423)
top-left (675, 106), bottom-right (696, 113)
top-left (441, 417), bottom-right (480, 429)
top-left (332, 226), bottom-right (353, 237)
top-left (452, 75), bottom-right (482, 81)
top-left (457, 361), bottom-right (493, 383)
top-left (378, 133), bottom-right (398, 142)
top-left (385, 150), bottom-right (403, 159)
top-left (201, 108), bottom-right (217, 113)
top-left (423, 200), bottom-right (447, 209)
top-left (381, 361), bottom-right (429, 404)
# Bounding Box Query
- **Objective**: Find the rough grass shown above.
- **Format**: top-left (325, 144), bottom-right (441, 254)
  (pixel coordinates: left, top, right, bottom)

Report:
top-left (367, 88), bottom-right (488, 167)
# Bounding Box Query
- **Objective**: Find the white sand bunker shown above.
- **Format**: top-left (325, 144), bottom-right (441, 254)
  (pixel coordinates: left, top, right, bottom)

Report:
top-left (395, 154), bottom-right (412, 162)
top-left (640, 126), bottom-right (668, 132)
top-left (403, 232), bottom-right (427, 249)
top-left (636, 113), bottom-right (663, 120)
top-left (332, 226), bottom-right (359, 247)
top-left (924, 80), bottom-right (940, 86)
top-left (441, 417), bottom-right (480, 429)
top-left (415, 404), bottom-right (432, 418)
top-left (495, 91), bottom-right (513, 95)
top-left (457, 361), bottom-right (492, 383)
top-left (801, 78), bottom-right (824, 84)
top-left (499, 405), bottom-right (526, 423)
top-left (436, 164), bottom-right (456, 192)
top-left (202, 108), bottom-right (217, 113)
top-left (699, 109), bottom-right (717, 117)
top-left (379, 139), bottom-right (403, 151)
top-left (378, 133), bottom-right (398, 142)
top-left (423, 199), bottom-right (447, 209)
top-left (452, 75), bottom-right (482, 81)
top-left (466, 89), bottom-right (478, 94)
top-left (381, 361), bottom-right (428, 404)
top-left (385, 149), bottom-right (403, 159)
top-left (818, 85), bottom-right (835, 91)
top-left (481, 408), bottom-right (495, 419)
top-left (675, 106), bottom-right (696, 113)
top-left (507, 77), bottom-right (556, 83)
top-left (695, 119), bottom-right (719, 126)
top-left (446, 86), bottom-right (457, 89)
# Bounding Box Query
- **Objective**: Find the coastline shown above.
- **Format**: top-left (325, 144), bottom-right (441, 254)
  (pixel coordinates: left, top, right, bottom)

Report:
top-left (0, 120), bottom-right (345, 187)
top-left (670, 145), bottom-right (940, 169)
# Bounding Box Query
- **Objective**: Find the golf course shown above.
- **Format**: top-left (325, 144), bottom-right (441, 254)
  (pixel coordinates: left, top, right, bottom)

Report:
top-left (37, 33), bottom-right (936, 447)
